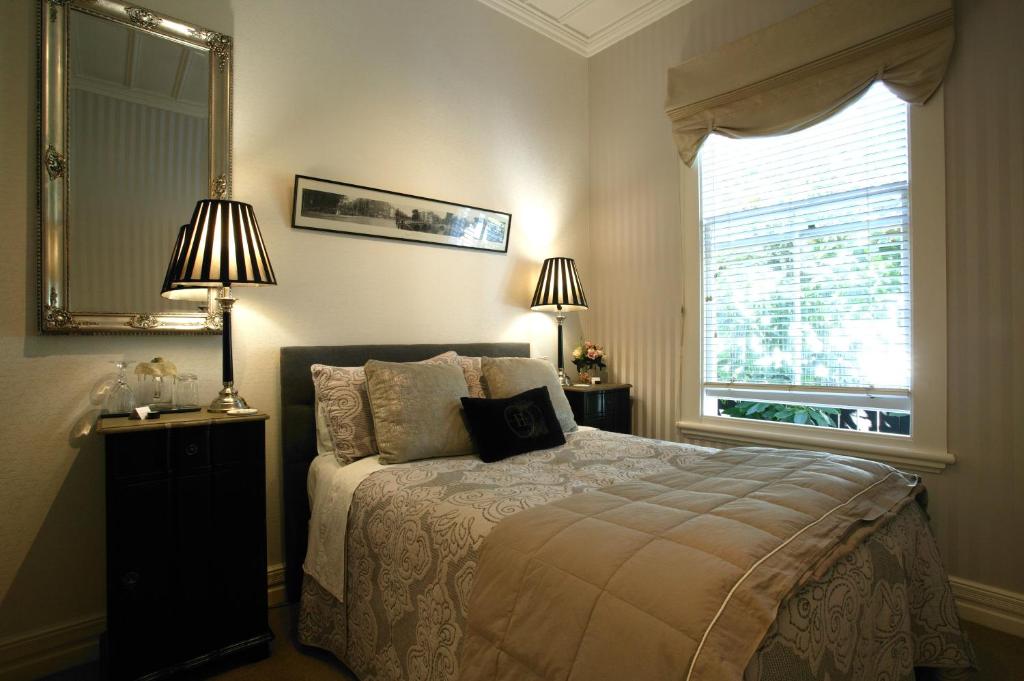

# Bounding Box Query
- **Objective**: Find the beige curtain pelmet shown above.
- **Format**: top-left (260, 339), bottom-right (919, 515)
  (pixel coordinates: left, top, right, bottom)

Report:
top-left (666, 0), bottom-right (954, 166)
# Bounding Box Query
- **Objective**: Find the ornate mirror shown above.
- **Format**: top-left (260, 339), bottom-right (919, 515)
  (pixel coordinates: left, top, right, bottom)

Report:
top-left (39, 0), bottom-right (231, 333)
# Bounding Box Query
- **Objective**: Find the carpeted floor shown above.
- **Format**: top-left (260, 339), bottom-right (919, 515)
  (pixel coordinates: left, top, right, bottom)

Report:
top-left (44, 604), bottom-right (1021, 680)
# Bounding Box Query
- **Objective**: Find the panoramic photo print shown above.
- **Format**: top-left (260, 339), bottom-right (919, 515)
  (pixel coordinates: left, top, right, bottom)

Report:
top-left (292, 175), bottom-right (511, 253)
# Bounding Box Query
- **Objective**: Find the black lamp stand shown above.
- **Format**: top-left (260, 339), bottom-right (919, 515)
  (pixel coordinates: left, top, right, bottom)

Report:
top-left (208, 288), bottom-right (249, 412)
top-left (555, 306), bottom-right (570, 386)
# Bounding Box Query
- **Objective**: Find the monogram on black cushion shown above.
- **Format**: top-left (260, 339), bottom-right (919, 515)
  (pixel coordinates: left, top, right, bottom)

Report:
top-left (461, 387), bottom-right (566, 462)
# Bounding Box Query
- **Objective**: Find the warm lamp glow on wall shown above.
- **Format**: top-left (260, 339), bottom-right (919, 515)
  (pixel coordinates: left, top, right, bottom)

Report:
top-left (161, 200), bottom-right (277, 411)
top-left (531, 257), bottom-right (588, 386)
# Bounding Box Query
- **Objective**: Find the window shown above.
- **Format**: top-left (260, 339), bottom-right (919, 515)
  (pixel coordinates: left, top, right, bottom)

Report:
top-left (702, 83), bottom-right (910, 433)
top-left (679, 84), bottom-right (951, 471)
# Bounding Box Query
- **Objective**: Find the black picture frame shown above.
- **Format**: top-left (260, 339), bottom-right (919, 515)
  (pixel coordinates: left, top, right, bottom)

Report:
top-left (291, 175), bottom-right (511, 254)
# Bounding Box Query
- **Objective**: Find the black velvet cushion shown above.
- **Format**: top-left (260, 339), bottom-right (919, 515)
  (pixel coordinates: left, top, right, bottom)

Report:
top-left (461, 387), bottom-right (567, 462)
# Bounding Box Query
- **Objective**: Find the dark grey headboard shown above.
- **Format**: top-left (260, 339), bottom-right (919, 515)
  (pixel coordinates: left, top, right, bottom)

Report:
top-left (280, 342), bottom-right (530, 601)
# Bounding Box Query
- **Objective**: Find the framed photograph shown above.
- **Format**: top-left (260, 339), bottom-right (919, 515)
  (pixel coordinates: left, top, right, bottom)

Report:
top-left (291, 175), bottom-right (511, 254)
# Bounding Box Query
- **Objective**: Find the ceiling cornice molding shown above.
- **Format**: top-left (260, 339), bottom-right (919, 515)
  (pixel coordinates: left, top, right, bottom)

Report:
top-left (586, 0), bottom-right (693, 55)
top-left (478, 0), bottom-right (692, 57)
top-left (477, 0), bottom-right (589, 55)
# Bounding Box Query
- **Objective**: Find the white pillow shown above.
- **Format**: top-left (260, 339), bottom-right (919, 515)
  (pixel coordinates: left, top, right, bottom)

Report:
top-left (314, 402), bottom-right (336, 458)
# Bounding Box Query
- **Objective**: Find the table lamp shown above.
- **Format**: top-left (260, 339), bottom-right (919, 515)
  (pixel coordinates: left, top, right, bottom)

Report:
top-left (530, 257), bottom-right (588, 386)
top-left (161, 224), bottom-right (216, 302)
top-left (162, 199), bottom-right (277, 411)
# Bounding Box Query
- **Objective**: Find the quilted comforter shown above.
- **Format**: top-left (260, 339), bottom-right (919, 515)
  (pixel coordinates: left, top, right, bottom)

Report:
top-left (298, 429), bottom-right (974, 681)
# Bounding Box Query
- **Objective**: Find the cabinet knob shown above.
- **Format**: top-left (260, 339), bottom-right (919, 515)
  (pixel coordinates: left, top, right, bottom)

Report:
top-left (121, 571), bottom-right (140, 591)
top-left (185, 443), bottom-right (199, 457)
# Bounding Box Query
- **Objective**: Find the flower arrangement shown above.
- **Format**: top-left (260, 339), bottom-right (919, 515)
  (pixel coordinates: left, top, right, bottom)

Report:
top-left (571, 340), bottom-right (606, 382)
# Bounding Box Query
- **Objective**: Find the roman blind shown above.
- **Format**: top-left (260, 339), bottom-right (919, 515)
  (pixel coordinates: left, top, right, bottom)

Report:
top-left (665, 0), bottom-right (953, 166)
top-left (700, 83), bottom-right (910, 411)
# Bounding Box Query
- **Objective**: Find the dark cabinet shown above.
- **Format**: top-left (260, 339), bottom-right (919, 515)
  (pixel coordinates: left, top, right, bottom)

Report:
top-left (99, 411), bottom-right (271, 680)
top-left (563, 384), bottom-right (632, 434)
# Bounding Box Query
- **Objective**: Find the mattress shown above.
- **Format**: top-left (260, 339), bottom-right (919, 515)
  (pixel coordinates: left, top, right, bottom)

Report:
top-left (299, 429), bottom-right (974, 681)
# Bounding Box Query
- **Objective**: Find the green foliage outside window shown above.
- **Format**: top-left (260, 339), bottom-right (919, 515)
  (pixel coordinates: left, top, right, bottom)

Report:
top-left (719, 400), bottom-right (839, 427)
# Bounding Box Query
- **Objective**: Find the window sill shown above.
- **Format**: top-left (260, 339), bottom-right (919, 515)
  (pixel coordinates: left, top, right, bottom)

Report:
top-left (675, 418), bottom-right (954, 473)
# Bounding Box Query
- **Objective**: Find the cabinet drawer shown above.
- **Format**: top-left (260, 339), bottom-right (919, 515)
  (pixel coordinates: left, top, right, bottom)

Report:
top-left (211, 421), bottom-right (264, 466)
top-left (583, 392), bottom-right (609, 419)
top-left (108, 431), bottom-right (168, 479)
top-left (171, 427), bottom-right (210, 472)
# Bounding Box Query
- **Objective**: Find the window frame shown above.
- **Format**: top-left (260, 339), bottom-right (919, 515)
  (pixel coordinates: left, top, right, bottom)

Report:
top-left (678, 87), bottom-right (952, 473)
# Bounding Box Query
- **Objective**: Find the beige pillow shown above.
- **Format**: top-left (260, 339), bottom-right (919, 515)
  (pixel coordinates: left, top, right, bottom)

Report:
top-left (311, 351), bottom-right (457, 464)
top-left (364, 360), bottom-right (474, 464)
top-left (481, 357), bottom-right (577, 433)
top-left (456, 355), bottom-right (488, 398)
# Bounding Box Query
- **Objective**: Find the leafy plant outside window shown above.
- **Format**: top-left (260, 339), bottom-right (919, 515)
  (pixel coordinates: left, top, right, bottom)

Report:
top-left (720, 400), bottom-right (838, 427)
top-left (717, 399), bottom-right (910, 435)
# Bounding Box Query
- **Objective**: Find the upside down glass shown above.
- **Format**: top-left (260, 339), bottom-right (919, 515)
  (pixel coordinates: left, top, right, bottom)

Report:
top-left (175, 373), bottom-right (199, 408)
top-left (104, 361), bottom-right (136, 414)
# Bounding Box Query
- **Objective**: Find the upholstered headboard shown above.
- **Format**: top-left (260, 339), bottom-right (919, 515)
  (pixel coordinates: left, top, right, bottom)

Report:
top-left (279, 342), bottom-right (530, 601)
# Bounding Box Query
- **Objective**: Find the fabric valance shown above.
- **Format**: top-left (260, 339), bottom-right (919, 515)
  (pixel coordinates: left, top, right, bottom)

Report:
top-left (665, 0), bottom-right (954, 166)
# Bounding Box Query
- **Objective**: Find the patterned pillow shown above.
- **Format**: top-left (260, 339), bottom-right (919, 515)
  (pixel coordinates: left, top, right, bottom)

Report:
top-left (456, 355), bottom-right (488, 398)
top-left (481, 357), bottom-right (578, 433)
top-left (311, 351), bottom-right (458, 465)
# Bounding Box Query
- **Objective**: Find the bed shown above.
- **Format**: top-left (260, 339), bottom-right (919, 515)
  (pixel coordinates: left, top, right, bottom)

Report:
top-left (281, 344), bottom-right (975, 681)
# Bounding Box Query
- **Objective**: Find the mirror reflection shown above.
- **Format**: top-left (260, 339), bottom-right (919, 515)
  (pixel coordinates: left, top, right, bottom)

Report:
top-left (68, 9), bottom-right (210, 313)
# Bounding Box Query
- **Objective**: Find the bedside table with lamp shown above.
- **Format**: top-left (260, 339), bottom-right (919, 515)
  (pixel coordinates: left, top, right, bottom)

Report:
top-left (98, 198), bottom-right (278, 680)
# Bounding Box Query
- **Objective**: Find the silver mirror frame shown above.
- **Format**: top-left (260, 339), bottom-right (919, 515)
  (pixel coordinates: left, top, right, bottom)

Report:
top-left (39, 0), bottom-right (231, 334)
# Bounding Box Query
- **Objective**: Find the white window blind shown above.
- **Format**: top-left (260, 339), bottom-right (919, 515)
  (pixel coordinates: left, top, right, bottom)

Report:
top-left (699, 83), bottom-right (910, 411)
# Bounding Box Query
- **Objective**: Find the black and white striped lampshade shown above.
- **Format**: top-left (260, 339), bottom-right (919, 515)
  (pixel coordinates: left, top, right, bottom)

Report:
top-left (530, 257), bottom-right (588, 311)
top-left (164, 199), bottom-right (277, 288)
top-left (160, 225), bottom-right (210, 301)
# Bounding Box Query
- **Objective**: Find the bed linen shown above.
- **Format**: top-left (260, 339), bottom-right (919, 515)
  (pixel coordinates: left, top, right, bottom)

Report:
top-left (298, 429), bottom-right (974, 681)
top-left (306, 453), bottom-right (386, 602)
top-left (305, 427), bottom-right (599, 602)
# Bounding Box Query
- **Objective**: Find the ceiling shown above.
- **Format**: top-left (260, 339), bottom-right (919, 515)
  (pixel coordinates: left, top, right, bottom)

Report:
top-left (69, 10), bottom-right (209, 118)
top-left (478, 0), bottom-right (693, 56)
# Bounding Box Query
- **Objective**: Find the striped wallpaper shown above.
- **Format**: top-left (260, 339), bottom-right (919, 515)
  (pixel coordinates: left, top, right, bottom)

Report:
top-left (587, 0), bottom-right (1023, 593)
top-left (587, 0), bottom-right (819, 441)
top-left (68, 87), bottom-right (208, 313)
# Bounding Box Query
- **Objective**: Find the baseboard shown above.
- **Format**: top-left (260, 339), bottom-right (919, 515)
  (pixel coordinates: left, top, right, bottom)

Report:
top-left (950, 576), bottom-right (1024, 638)
top-left (0, 563), bottom-right (290, 680)
top-left (267, 562), bottom-right (287, 608)
top-left (0, 613), bottom-right (104, 681)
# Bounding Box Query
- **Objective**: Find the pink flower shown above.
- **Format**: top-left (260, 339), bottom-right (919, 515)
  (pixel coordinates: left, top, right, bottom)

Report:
top-left (587, 348), bottom-right (598, 359)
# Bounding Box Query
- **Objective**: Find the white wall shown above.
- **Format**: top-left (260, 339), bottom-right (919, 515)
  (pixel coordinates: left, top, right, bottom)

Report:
top-left (588, 0), bottom-right (1024, 595)
top-left (0, 0), bottom-right (588, 650)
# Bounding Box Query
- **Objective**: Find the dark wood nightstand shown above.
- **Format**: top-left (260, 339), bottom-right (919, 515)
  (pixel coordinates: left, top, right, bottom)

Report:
top-left (97, 410), bottom-right (272, 681)
top-left (563, 383), bottom-right (632, 434)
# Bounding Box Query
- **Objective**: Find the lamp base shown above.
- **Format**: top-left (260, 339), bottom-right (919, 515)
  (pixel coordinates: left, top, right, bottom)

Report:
top-left (557, 367), bottom-right (571, 387)
top-left (208, 383), bottom-right (249, 412)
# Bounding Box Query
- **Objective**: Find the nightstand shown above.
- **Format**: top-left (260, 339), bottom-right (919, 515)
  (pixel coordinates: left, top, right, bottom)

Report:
top-left (97, 410), bottom-right (272, 680)
top-left (563, 383), bottom-right (632, 434)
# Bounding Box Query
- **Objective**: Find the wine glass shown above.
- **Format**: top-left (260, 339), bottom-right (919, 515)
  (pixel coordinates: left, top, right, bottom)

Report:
top-left (104, 361), bottom-right (136, 414)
